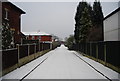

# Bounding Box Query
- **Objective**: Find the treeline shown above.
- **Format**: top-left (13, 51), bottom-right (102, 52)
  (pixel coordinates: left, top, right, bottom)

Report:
top-left (74, 0), bottom-right (104, 44)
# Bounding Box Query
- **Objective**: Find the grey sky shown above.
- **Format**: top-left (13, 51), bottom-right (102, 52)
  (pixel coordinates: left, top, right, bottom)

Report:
top-left (9, 1), bottom-right (119, 40)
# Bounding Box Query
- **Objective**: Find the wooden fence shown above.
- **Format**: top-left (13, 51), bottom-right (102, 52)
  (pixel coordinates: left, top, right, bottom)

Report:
top-left (1, 42), bottom-right (60, 76)
top-left (2, 48), bottom-right (18, 70)
top-left (71, 41), bottom-right (120, 73)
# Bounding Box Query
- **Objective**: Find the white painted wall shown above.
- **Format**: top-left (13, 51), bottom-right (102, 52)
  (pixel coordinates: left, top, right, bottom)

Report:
top-left (104, 10), bottom-right (120, 41)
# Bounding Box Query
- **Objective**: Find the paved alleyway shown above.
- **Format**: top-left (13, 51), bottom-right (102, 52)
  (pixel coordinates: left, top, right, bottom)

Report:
top-left (2, 45), bottom-right (119, 80)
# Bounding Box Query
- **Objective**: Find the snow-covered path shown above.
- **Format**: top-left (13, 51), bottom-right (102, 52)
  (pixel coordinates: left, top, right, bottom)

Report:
top-left (2, 45), bottom-right (119, 80)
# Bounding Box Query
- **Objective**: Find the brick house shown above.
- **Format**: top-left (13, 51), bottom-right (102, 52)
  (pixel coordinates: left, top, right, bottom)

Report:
top-left (2, 2), bottom-right (25, 45)
top-left (22, 31), bottom-right (52, 43)
top-left (22, 31), bottom-right (53, 49)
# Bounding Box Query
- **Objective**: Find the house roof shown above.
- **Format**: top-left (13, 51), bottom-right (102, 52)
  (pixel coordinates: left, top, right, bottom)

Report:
top-left (104, 7), bottom-right (120, 20)
top-left (22, 31), bottom-right (51, 36)
top-left (3, 2), bottom-right (25, 14)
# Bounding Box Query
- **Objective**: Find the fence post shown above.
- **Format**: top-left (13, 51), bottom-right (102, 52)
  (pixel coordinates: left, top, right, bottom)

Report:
top-left (78, 43), bottom-right (79, 51)
top-left (17, 44), bottom-right (20, 68)
top-left (28, 44), bottom-right (30, 61)
top-left (85, 42), bottom-right (87, 55)
top-left (34, 43), bottom-right (36, 59)
top-left (42, 43), bottom-right (44, 51)
top-left (34, 43), bottom-right (36, 53)
top-left (90, 42), bottom-right (92, 57)
top-left (39, 42), bottom-right (40, 52)
top-left (50, 42), bottom-right (52, 49)
top-left (96, 42), bottom-right (98, 61)
top-left (104, 42), bottom-right (107, 65)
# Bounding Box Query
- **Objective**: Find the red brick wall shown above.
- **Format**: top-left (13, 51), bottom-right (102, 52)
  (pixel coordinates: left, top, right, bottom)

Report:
top-left (34, 36), bottom-right (39, 40)
top-left (27, 35), bottom-right (52, 42)
top-left (2, 2), bottom-right (23, 44)
top-left (41, 36), bottom-right (52, 42)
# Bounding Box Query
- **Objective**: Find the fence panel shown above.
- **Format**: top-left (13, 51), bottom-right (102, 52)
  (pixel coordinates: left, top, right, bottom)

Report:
top-left (86, 42), bottom-right (90, 56)
top-left (98, 42), bottom-right (105, 61)
top-left (52, 41), bottom-right (61, 50)
top-left (19, 45), bottom-right (28, 59)
top-left (39, 43), bottom-right (43, 51)
top-left (91, 42), bottom-right (97, 58)
top-left (106, 41), bottom-right (120, 67)
top-left (36, 44), bottom-right (39, 52)
top-left (2, 48), bottom-right (18, 69)
top-left (79, 43), bottom-right (86, 53)
top-left (73, 41), bottom-right (119, 73)
top-left (83, 43), bottom-right (86, 54)
top-left (43, 43), bottom-right (50, 50)
top-left (79, 43), bottom-right (83, 52)
top-left (75, 44), bottom-right (79, 51)
top-left (29, 44), bottom-right (35, 55)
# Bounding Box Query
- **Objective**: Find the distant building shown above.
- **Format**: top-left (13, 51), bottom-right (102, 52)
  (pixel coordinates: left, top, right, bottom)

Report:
top-left (104, 7), bottom-right (120, 41)
top-left (22, 31), bottom-right (52, 43)
top-left (2, 2), bottom-right (25, 45)
top-left (22, 31), bottom-right (53, 49)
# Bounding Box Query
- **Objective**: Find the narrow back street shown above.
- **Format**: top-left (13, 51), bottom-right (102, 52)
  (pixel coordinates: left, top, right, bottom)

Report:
top-left (2, 45), bottom-right (118, 80)
top-left (1, 1), bottom-right (120, 81)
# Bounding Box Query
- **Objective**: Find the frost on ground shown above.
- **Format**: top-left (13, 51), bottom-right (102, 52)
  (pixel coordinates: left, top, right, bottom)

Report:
top-left (1, 45), bottom-right (119, 79)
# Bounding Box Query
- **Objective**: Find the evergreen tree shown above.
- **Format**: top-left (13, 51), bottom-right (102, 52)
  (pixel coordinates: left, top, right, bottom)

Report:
top-left (74, 26), bottom-right (79, 43)
top-left (74, 1), bottom-right (103, 43)
top-left (79, 6), bottom-right (93, 42)
top-left (88, 4), bottom-right (94, 25)
top-left (74, 2), bottom-right (82, 44)
top-left (2, 23), bottom-right (12, 50)
top-left (92, 0), bottom-right (104, 41)
top-left (65, 35), bottom-right (75, 49)
top-left (74, 2), bottom-right (88, 43)
top-left (93, 0), bottom-right (104, 27)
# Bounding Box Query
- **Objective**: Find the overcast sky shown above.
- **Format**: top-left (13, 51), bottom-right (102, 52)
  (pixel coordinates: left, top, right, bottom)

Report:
top-left (8, 0), bottom-right (119, 40)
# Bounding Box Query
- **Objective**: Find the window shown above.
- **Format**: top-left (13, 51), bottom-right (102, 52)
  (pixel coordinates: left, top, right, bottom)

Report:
top-left (39, 36), bottom-right (41, 40)
top-left (32, 36), bottom-right (34, 40)
top-left (4, 8), bottom-right (9, 20)
top-left (26, 36), bottom-right (29, 39)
